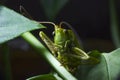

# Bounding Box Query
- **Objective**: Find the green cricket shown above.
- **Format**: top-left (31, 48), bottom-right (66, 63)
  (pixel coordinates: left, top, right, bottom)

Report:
top-left (19, 6), bottom-right (99, 74)
top-left (39, 22), bottom-right (99, 74)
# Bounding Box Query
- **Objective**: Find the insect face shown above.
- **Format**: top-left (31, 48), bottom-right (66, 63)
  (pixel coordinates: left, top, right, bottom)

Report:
top-left (54, 25), bottom-right (69, 46)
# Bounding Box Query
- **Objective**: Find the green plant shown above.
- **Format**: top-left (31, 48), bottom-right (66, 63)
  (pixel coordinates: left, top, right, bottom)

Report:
top-left (109, 0), bottom-right (120, 48)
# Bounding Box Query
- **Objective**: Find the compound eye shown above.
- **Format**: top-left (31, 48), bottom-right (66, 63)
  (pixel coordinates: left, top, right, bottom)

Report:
top-left (52, 31), bottom-right (55, 36)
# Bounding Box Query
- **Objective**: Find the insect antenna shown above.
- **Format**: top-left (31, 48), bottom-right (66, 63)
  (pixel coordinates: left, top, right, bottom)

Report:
top-left (38, 22), bottom-right (56, 28)
top-left (59, 21), bottom-right (78, 32)
top-left (20, 6), bottom-right (56, 30)
top-left (20, 5), bottom-right (34, 19)
top-left (20, 6), bottom-right (56, 27)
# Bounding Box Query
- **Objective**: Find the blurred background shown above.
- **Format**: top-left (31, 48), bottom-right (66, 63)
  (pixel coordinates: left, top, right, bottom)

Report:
top-left (0, 0), bottom-right (119, 80)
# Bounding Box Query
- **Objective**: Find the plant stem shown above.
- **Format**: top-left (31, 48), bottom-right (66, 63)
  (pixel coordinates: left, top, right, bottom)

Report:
top-left (21, 32), bottom-right (77, 80)
top-left (109, 0), bottom-right (120, 48)
top-left (1, 43), bottom-right (12, 80)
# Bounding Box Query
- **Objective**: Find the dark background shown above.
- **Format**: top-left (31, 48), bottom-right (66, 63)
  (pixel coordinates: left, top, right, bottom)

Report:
top-left (5, 0), bottom-right (117, 51)
top-left (5, 0), bottom-right (110, 39)
top-left (0, 0), bottom-right (119, 80)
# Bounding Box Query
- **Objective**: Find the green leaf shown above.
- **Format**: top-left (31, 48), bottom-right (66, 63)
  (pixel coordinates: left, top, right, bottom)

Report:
top-left (26, 74), bottom-right (57, 80)
top-left (76, 48), bottom-right (120, 80)
top-left (0, 5), bottom-right (45, 44)
top-left (40, 0), bottom-right (69, 20)
top-left (109, 0), bottom-right (120, 48)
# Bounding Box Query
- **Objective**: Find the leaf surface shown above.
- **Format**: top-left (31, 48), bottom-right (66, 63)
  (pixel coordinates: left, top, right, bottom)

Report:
top-left (76, 48), bottom-right (120, 80)
top-left (26, 74), bottom-right (57, 80)
top-left (0, 5), bottom-right (45, 44)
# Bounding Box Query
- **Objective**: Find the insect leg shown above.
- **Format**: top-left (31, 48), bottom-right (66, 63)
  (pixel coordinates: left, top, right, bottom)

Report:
top-left (72, 47), bottom-right (89, 60)
top-left (39, 31), bottom-right (58, 56)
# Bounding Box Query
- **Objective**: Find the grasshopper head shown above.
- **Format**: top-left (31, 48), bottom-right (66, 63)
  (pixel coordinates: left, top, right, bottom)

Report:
top-left (54, 25), bottom-right (81, 48)
top-left (54, 25), bottom-right (70, 45)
